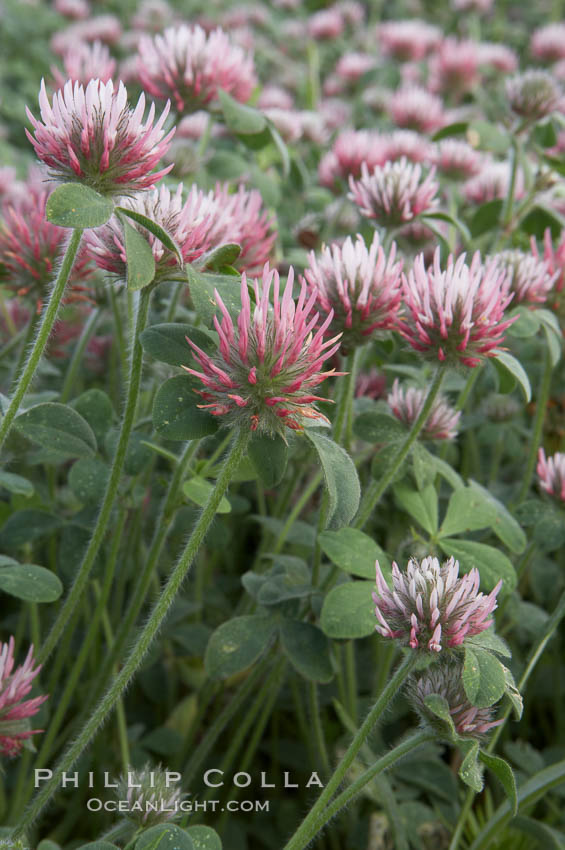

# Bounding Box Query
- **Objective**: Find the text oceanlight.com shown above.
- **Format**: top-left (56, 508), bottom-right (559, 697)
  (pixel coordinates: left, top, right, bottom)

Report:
top-left (86, 799), bottom-right (270, 814)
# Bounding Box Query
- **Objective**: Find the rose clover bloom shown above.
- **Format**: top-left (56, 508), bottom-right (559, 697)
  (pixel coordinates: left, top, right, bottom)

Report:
top-left (408, 659), bottom-right (503, 738)
top-left (373, 556), bottom-right (502, 653)
top-left (184, 264), bottom-right (343, 435)
top-left (400, 248), bottom-right (515, 367)
top-left (0, 637), bottom-right (47, 758)
top-left (387, 85), bottom-right (446, 134)
top-left (348, 158), bottom-right (439, 229)
top-left (137, 24), bottom-right (256, 114)
top-left (506, 70), bottom-right (561, 122)
top-left (52, 40), bottom-right (117, 88)
top-left (493, 248), bottom-right (557, 304)
top-left (26, 78), bottom-right (175, 196)
top-left (387, 378), bottom-right (460, 440)
top-left (537, 448), bottom-right (565, 502)
top-left (85, 183), bottom-right (228, 281)
top-left (301, 233), bottom-right (403, 352)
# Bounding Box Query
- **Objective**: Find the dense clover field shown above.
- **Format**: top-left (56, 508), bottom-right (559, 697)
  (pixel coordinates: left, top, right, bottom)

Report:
top-left (1, 0), bottom-right (565, 848)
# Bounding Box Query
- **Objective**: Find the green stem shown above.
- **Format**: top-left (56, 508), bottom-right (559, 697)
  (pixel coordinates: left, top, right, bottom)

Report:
top-left (0, 324), bottom-right (28, 364)
top-left (165, 282), bottom-right (183, 322)
top-left (272, 470), bottom-right (323, 554)
top-left (317, 730), bottom-right (435, 832)
top-left (38, 287), bottom-right (152, 666)
top-left (60, 306), bottom-right (101, 402)
top-left (10, 312), bottom-right (39, 386)
top-left (345, 641), bottom-right (358, 725)
top-left (332, 349), bottom-right (360, 447)
top-left (283, 653), bottom-right (419, 850)
top-left (309, 682), bottom-right (332, 779)
top-left (514, 346), bottom-right (552, 507)
top-left (355, 368), bottom-right (446, 529)
top-left (216, 661), bottom-right (286, 831)
top-left (455, 368), bottom-right (479, 413)
top-left (95, 580), bottom-right (131, 773)
top-left (502, 137), bottom-right (520, 230)
top-left (86, 439), bottom-right (200, 707)
top-left (182, 652), bottom-right (272, 781)
top-left (201, 658), bottom-right (286, 808)
top-left (11, 428), bottom-right (249, 839)
top-left (0, 229), bottom-right (82, 450)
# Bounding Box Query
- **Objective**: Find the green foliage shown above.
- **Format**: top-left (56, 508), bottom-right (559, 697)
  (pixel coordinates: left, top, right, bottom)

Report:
top-left (152, 375), bottom-right (218, 440)
top-left (304, 430), bottom-right (360, 529)
top-left (45, 183), bottom-right (113, 228)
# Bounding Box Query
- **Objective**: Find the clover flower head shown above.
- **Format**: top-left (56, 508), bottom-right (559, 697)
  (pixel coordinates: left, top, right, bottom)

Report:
top-left (532, 228), bottom-right (565, 294)
top-left (336, 52), bottom-right (375, 82)
top-left (382, 131), bottom-right (434, 164)
top-left (463, 162), bottom-right (525, 205)
top-left (387, 86), bottom-right (446, 134)
top-left (213, 183), bottom-right (277, 274)
top-left (493, 248), bottom-right (557, 304)
top-left (506, 70), bottom-right (561, 120)
top-left (85, 183), bottom-right (226, 280)
top-left (302, 233), bottom-right (402, 350)
top-left (307, 8), bottom-right (344, 39)
top-left (55, 0), bottom-right (90, 19)
top-left (537, 448), bottom-right (565, 502)
top-left (408, 659), bottom-right (503, 738)
top-left (26, 79), bottom-right (174, 195)
top-left (117, 764), bottom-right (185, 826)
top-left (137, 25), bottom-right (256, 113)
top-left (52, 40), bottom-right (117, 88)
top-left (373, 556), bottom-right (502, 652)
top-left (429, 38), bottom-right (480, 95)
top-left (432, 139), bottom-right (484, 180)
top-left (319, 130), bottom-right (391, 187)
top-left (531, 23), bottom-right (565, 63)
top-left (400, 248), bottom-right (515, 367)
top-left (451, 0), bottom-right (493, 11)
top-left (348, 158), bottom-right (439, 228)
top-left (378, 20), bottom-right (441, 62)
top-left (355, 368), bottom-right (386, 400)
top-left (388, 378), bottom-right (460, 440)
top-left (477, 43), bottom-right (518, 73)
top-left (184, 264), bottom-right (343, 435)
top-left (0, 637), bottom-right (47, 758)
top-left (51, 15), bottom-right (122, 56)
top-left (482, 393), bottom-right (520, 423)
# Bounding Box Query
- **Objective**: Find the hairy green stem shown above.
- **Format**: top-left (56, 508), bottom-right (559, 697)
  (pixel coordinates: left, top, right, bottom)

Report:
top-left (60, 306), bottom-right (101, 402)
top-left (38, 287), bottom-right (151, 666)
top-left (182, 652), bottom-right (272, 781)
top-left (11, 427), bottom-right (249, 839)
top-left (0, 229), bottom-right (82, 451)
top-left (272, 470), bottom-right (323, 554)
top-left (514, 346), bottom-right (552, 506)
top-left (309, 682), bottom-right (332, 779)
top-left (85, 439), bottom-right (200, 707)
top-left (355, 368), bottom-right (446, 529)
top-left (283, 653), bottom-right (419, 850)
top-left (10, 312), bottom-right (39, 387)
top-left (332, 348), bottom-right (361, 447)
top-left (316, 730), bottom-right (435, 833)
